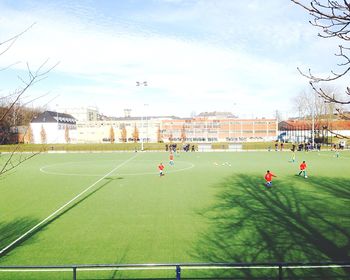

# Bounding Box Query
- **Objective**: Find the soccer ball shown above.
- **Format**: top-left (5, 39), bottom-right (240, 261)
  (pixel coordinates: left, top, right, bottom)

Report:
top-left (305, 175), bottom-right (308, 178)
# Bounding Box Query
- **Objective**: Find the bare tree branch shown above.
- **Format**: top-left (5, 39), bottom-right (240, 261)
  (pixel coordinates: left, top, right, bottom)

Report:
top-left (292, 0), bottom-right (350, 139)
top-left (0, 60), bottom-right (58, 124)
top-left (309, 81), bottom-right (350, 104)
top-left (0, 23), bottom-right (36, 56)
top-left (0, 147), bottom-right (42, 176)
top-left (325, 127), bottom-right (349, 139)
top-left (0, 23), bottom-right (57, 175)
top-left (0, 61), bottom-right (21, 72)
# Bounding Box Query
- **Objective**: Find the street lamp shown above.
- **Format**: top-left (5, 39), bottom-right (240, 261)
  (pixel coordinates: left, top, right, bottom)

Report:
top-left (311, 93), bottom-right (317, 148)
top-left (141, 103), bottom-right (149, 151)
top-left (56, 104), bottom-right (59, 143)
top-left (136, 81), bottom-right (148, 151)
top-left (230, 103), bottom-right (238, 142)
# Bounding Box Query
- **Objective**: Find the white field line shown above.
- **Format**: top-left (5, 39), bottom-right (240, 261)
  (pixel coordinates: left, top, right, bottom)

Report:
top-left (0, 153), bottom-right (138, 256)
top-left (40, 160), bottom-right (195, 177)
top-left (1, 264), bottom-right (350, 273)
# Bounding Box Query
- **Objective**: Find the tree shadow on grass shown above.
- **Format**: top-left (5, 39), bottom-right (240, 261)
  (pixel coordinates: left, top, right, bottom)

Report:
top-left (307, 176), bottom-right (350, 201)
top-left (0, 177), bottom-right (114, 260)
top-left (190, 174), bottom-right (350, 280)
top-left (0, 218), bottom-right (41, 254)
top-left (0, 169), bottom-right (17, 185)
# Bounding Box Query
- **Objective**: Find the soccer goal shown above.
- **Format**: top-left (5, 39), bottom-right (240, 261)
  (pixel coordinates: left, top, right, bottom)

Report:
top-left (197, 143), bottom-right (212, 152)
top-left (228, 143), bottom-right (243, 151)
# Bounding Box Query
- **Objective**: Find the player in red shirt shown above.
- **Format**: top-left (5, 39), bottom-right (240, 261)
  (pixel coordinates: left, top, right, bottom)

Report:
top-left (264, 170), bottom-right (276, 187)
top-left (169, 152), bottom-right (174, 166)
top-left (298, 160), bottom-right (307, 178)
top-left (158, 163), bottom-right (165, 176)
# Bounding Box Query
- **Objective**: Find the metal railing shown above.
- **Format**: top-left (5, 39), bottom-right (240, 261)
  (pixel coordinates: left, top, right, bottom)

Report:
top-left (1, 261), bottom-right (350, 280)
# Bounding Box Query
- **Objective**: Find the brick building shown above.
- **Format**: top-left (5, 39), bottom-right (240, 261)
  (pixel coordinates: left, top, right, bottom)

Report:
top-left (161, 117), bottom-right (277, 142)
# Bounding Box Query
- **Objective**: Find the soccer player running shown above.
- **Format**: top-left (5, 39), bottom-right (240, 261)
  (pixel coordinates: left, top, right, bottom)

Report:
top-left (334, 145), bottom-right (340, 158)
top-left (264, 170), bottom-right (276, 188)
top-left (158, 162), bottom-right (165, 177)
top-left (289, 151), bottom-right (296, 163)
top-left (169, 152), bottom-right (174, 166)
top-left (298, 160), bottom-right (307, 178)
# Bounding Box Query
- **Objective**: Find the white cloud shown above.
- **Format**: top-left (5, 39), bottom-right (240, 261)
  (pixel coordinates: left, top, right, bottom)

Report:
top-left (1, 1), bottom-right (345, 119)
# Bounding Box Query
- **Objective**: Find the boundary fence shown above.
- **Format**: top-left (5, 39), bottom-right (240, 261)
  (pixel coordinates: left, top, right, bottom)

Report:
top-left (1, 261), bottom-right (349, 280)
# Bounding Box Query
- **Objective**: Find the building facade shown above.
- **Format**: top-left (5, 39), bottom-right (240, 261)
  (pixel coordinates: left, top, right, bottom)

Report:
top-left (76, 116), bottom-right (170, 143)
top-left (161, 118), bottom-right (277, 142)
top-left (75, 117), bottom-right (277, 143)
top-left (31, 111), bottom-right (77, 144)
top-left (29, 111), bottom-right (277, 144)
top-left (278, 119), bottom-right (350, 144)
top-left (62, 107), bottom-right (99, 122)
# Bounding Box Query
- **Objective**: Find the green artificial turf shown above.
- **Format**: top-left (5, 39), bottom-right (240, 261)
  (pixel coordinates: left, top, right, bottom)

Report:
top-left (0, 150), bottom-right (349, 279)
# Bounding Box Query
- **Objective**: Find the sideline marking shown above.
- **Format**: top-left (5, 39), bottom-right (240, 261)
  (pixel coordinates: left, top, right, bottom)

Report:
top-left (0, 153), bottom-right (139, 256)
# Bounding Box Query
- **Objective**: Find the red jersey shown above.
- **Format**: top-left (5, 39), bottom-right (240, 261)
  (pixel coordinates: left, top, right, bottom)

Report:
top-left (169, 154), bottom-right (174, 160)
top-left (300, 162), bottom-right (307, 170)
top-left (265, 172), bottom-right (275, 182)
top-left (158, 164), bottom-right (164, 171)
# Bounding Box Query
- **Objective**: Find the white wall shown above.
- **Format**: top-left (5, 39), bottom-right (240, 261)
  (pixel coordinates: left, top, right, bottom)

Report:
top-left (333, 130), bottom-right (350, 137)
top-left (31, 123), bottom-right (77, 144)
top-left (76, 120), bottom-right (161, 143)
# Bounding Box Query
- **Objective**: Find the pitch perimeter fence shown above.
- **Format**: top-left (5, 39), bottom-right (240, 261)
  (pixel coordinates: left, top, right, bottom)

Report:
top-left (0, 261), bottom-right (350, 280)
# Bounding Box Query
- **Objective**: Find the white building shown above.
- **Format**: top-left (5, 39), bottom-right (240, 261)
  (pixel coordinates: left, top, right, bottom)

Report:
top-left (31, 111), bottom-right (77, 144)
top-left (62, 107), bottom-right (99, 122)
top-left (30, 111), bottom-right (279, 144)
top-left (76, 116), bottom-right (175, 143)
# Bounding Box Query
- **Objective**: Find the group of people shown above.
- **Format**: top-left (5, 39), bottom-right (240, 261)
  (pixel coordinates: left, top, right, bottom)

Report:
top-left (296, 142), bottom-right (321, 152)
top-left (165, 143), bottom-right (196, 152)
top-left (264, 160), bottom-right (307, 188)
top-left (159, 149), bottom-right (310, 183)
top-left (270, 142), bottom-right (323, 152)
top-left (158, 151), bottom-right (175, 177)
top-left (183, 144), bottom-right (196, 152)
top-left (274, 142), bottom-right (284, 151)
top-left (165, 143), bottom-right (178, 153)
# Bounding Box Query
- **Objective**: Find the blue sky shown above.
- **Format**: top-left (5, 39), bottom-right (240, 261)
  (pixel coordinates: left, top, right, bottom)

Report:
top-left (0, 0), bottom-right (346, 118)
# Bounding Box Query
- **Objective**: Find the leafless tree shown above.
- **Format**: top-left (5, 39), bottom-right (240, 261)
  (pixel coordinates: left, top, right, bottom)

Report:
top-left (24, 125), bottom-right (33, 143)
top-left (132, 124), bottom-right (139, 143)
top-left (40, 125), bottom-right (47, 144)
top-left (65, 125), bottom-right (70, 143)
top-left (120, 125), bottom-right (127, 143)
top-left (0, 24), bottom-right (58, 175)
top-left (293, 87), bottom-right (339, 119)
top-left (109, 126), bottom-right (115, 144)
top-left (157, 126), bottom-right (162, 143)
top-left (181, 125), bottom-right (186, 142)
top-left (292, 88), bottom-right (341, 139)
top-left (291, 0), bottom-right (350, 108)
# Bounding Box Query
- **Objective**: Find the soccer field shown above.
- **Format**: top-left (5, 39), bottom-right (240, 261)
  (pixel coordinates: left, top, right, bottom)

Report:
top-left (0, 150), bottom-right (349, 279)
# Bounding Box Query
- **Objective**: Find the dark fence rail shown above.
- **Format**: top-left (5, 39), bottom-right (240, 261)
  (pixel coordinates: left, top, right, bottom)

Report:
top-left (0, 261), bottom-right (350, 280)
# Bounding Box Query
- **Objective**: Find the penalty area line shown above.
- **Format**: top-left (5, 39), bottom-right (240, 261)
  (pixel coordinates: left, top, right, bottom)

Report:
top-left (0, 153), bottom-right (138, 256)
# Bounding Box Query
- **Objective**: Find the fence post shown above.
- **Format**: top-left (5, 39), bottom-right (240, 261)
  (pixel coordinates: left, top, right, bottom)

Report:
top-left (73, 266), bottom-right (77, 280)
top-left (278, 264), bottom-right (283, 280)
top-left (176, 265), bottom-right (181, 280)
